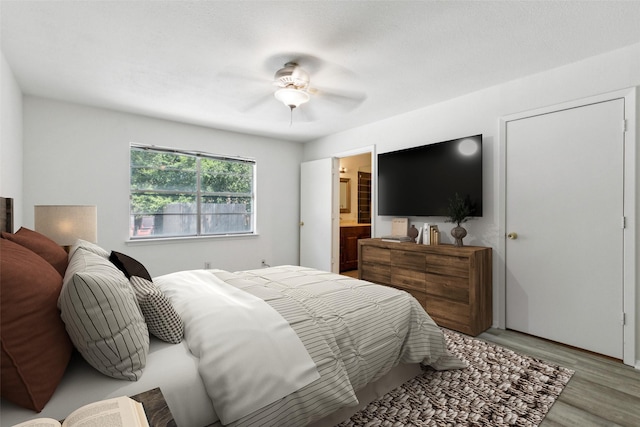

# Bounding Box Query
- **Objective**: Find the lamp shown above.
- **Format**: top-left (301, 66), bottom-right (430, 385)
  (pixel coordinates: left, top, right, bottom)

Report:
top-left (274, 88), bottom-right (310, 110)
top-left (34, 205), bottom-right (97, 250)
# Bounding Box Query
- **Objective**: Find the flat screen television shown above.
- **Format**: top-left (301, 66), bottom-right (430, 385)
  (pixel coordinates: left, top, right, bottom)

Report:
top-left (378, 134), bottom-right (483, 217)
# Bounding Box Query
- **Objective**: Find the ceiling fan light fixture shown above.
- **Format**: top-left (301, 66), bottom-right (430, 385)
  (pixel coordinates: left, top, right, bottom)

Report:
top-left (274, 87), bottom-right (310, 109)
top-left (274, 62), bottom-right (310, 89)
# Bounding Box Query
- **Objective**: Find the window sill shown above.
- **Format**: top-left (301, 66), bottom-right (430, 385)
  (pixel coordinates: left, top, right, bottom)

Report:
top-left (125, 233), bottom-right (259, 246)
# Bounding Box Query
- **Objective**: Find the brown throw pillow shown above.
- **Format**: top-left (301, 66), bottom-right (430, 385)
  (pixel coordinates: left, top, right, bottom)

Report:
top-left (109, 251), bottom-right (153, 281)
top-left (0, 239), bottom-right (73, 411)
top-left (1, 227), bottom-right (68, 276)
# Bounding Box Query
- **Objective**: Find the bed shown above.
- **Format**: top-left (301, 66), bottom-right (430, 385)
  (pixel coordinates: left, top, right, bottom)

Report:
top-left (0, 198), bottom-right (465, 426)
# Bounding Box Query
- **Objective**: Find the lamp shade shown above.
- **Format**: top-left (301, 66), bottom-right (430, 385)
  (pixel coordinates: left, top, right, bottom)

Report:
top-left (34, 205), bottom-right (97, 246)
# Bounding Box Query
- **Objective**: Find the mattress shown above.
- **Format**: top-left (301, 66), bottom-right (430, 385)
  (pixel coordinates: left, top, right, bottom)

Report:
top-left (0, 337), bottom-right (216, 427)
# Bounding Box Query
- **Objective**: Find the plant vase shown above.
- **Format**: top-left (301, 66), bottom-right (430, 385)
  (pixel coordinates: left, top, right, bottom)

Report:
top-left (451, 225), bottom-right (467, 247)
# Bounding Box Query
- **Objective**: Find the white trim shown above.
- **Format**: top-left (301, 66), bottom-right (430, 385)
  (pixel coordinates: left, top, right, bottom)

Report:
top-left (622, 87), bottom-right (637, 367)
top-left (498, 87), bottom-right (636, 367)
top-left (126, 233), bottom-right (259, 245)
top-left (333, 146), bottom-right (376, 159)
top-left (332, 157), bottom-right (339, 273)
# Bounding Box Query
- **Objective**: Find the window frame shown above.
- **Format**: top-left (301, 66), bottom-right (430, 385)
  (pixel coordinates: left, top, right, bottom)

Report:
top-left (129, 143), bottom-right (257, 240)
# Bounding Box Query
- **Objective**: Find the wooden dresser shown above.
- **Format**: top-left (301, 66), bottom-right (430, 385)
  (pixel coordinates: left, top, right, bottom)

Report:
top-left (358, 238), bottom-right (492, 336)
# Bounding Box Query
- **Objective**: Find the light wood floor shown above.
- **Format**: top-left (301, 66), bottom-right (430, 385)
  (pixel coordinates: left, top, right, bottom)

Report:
top-left (341, 270), bottom-right (359, 278)
top-left (478, 328), bottom-right (640, 427)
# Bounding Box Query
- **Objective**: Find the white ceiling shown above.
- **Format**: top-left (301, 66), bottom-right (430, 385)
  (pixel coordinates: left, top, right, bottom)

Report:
top-left (2, 1), bottom-right (640, 143)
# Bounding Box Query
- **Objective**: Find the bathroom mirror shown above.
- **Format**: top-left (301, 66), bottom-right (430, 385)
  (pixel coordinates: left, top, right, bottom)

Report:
top-left (340, 178), bottom-right (351, 213)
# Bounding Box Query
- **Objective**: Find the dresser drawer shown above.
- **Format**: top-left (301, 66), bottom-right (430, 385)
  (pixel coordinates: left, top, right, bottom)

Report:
top-left (361, 245), bottom-right (391, 264)
top-left (361, 262), bottom-right (391, 285)
top-left (425, 273), bottom-right (469, 303)
top-left (424, 295), bottom-right (472, 335)
top-left (392, 267), bottom-right (426, 293)
top-left (391, 250), bottom-right (425, 270)
top-left (426, 254), bottom-right (469, 278)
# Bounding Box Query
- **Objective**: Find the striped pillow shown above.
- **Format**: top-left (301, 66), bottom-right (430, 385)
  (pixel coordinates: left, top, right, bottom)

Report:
top-left (59, 248), bottom-right (149, 380)
top-left (130, 276), bottom-right (184, 344)
top-left (68, 238), bottom-right (110, 259)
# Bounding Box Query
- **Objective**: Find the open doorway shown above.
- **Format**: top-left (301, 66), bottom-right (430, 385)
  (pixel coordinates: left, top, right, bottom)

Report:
top-left (338, 152), bottom-right (372, 275)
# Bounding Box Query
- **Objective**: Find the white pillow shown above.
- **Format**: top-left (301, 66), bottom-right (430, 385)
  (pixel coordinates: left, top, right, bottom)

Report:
top-left (59, 248), bottom-right (149, 380)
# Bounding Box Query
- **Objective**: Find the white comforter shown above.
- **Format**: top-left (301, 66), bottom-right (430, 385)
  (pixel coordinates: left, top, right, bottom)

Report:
top-left (154, 270), bottom-right (319, 425)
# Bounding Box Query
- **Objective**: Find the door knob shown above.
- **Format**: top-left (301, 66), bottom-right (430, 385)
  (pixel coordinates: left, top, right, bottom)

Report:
top-left (507, 232), bottom-right (518, 240)
top-left (299, 221), bottom-right (304, 226)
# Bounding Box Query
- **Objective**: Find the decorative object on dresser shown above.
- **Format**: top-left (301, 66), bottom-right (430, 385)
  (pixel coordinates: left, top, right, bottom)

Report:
top-left (358, 238), bottom-right (492, 336)
top-left (390, 217), bottom-right (408, 235)
top-left (445, 192), bottom-right (473, 247)
top-left (415, 225), bottom-right (423, 244)
top-left (381, 217), bottom-right (412, 242)
top-left (407, 224), bottom-right (419, 243)
top-left (380, 235), bottom-right (412, 243)
top-left (420, 223), bottom-right (440, 245)
top-left (428, 224), bottom-right (440, 245)
top-left (422, 222), bottom-right (431, 245)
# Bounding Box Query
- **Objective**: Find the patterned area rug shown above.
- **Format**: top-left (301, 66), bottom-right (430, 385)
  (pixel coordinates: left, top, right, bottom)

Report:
top-left (340, 329), bottom-right (574, 426)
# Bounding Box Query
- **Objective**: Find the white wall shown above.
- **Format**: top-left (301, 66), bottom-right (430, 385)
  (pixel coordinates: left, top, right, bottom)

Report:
top-left (304, 42), bottom-right (640, 361)
top-left (0, 51), bottom-right (23, 228)
top-left (23, 97), bottom-right (304, 275)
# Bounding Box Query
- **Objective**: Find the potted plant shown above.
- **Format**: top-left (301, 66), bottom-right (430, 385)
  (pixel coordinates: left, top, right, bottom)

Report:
top-left (446, 193), bottom-right (473, 247)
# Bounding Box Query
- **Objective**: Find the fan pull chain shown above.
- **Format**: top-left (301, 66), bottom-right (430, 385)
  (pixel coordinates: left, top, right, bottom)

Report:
top-left (289, 106), bottom-right (294, 127)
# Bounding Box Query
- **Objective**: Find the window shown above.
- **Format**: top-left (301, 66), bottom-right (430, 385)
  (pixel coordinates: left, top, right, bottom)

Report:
top-left (130, 144), bottom-right (255, 239)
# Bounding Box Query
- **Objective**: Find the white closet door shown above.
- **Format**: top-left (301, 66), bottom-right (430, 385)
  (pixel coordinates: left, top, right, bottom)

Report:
top-left (505, 99), bottom-right (624, 359)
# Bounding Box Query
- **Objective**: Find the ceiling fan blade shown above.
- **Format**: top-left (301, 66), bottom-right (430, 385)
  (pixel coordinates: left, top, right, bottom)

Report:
top-left (215, 67), bottom-right (271, 86)
top-left (296, 104), bottom-right (318, 123)
top-left (213, 68), bottom-right (272, 102)
top-left (310, 85), bottom-right (366, 101)
top-left (238, 92), bottom-right (275, 113)
top-left (310, 86), bottom-right (367, 111)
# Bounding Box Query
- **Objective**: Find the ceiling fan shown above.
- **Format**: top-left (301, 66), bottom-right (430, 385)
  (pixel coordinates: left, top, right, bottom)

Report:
top-left (225, 55), bottom-right (367, 122)
top-left (272, 62), bottom-right (312, 110)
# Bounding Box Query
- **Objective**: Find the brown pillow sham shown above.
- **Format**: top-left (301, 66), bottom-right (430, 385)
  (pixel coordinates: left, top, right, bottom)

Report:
top-left (1, 227), bottom-right (68, 276)
top-left (0, 239), bottom-right (73, 411)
